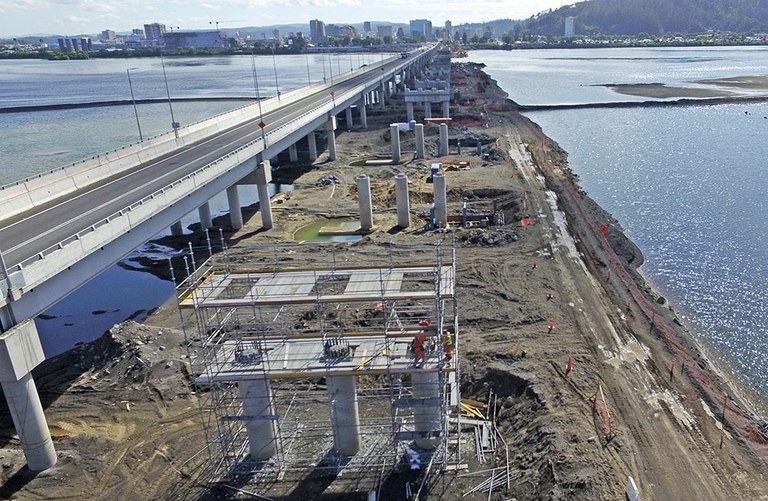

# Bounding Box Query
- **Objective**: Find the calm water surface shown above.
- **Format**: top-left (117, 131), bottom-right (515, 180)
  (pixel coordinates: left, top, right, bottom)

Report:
top-left (471, 47), bottom-right (768, 404)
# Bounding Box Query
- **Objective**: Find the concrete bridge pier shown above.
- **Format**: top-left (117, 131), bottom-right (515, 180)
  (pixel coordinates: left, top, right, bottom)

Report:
top-left (406, 102), bottom-right (414, 122)
top-left (390, 124), bottom-right (401, 164)
top-left (433, 172), bottom-right (447, 228)
top-left (198, 202), bottom-right (213, 230)
top-left (327, 115), bottom-right (337, 161)
top-left (256, 160), bottom-right (273, 230)
top-left (439, 123), bottom-right (449, 157)
top-left (345, 107), bottom-right (354, 129)
top-left (415, 123), bottom-right (425, 159)
top-left (307, 132), bottom-right (318, 161)
top-left (395, 173), bottom-right (410, 228)
top-left (0, 320), bottom-right (57, 471)
top-left (327, 375), bottom-right (361, 456)
top-left (379, 81), bottom-right (387, 108)
top-left (288, 143), bottom-right (299, 162)
top-left (425, 102), bottom-right (432, 119)
top-left (226, 185), bottom-right (243, 230)
top-left (356, 175), bottom-right (373, 231)
top-left (170, 221), bottom-right (184, 236)
top-left (358, 98), bottom-right (368, 129)
top-left (412, 371), bottom-right (441, 450)
top-left (239, 378), bottom-right (277, 461)
top-left (442, 100), bottom-right (450, 118)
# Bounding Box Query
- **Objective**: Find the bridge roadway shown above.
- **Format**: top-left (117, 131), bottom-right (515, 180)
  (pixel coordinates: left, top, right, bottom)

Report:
top-left (0, 47), bottom-right (437, 472)
top-left (1, 55), bottom-right (415, 269)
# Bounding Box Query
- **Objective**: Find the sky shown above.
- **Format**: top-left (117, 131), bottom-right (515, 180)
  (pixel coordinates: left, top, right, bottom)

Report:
top-left (0, 0), bottom-right (575, 38)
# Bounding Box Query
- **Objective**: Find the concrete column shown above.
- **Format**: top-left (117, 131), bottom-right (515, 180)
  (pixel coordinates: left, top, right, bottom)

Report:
top-left (415, 123), bottom-right (425, 160)
top-left (380, 82), bottom-right (386, 109)
top-left (358, 99), bottom-right (368, 129)
top-left (433, 172), bottom-right (447, 228)
top-left (438, 123), bottom-right (449, 157)
top-left (170, 221), bottom-right (184, 236)
top-left (412, 371), bottom-right (441, 450)
top-left (0, 320), bottom-right (56, 471)
top-left (327, 115), bottom-right (337, 161)
top-left (288, 143), bottom-right (298, 162)
top-left (357, 175), bottom-right (373, 231)
top-left (239, 379), bottom-right (277, 461)
top-left (390, 124), bottom-right (401, 164)
top-left (442, 100), bottom-right (450, 118)
top-left (256, 160), bottom-right (273, 230)
top-left (226, 185), bottom-right (243, 230)
top-left (406, 102), bottom-right (414, 123)
top-left (345, 107), bottom-right (354, 129)
top-left (198, 202), bottom-right (213, 230)
top-left (395, 173), bottom-right (410, 228)
top-left (425, 102), bottom-right (432, 119)
top-left (327, 375), bottom-right (361, 456)
top-left (307, 131), bottom-right (318, 161)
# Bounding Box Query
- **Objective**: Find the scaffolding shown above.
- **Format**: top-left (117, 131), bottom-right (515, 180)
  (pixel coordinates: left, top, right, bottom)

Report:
top-left (177, 238), bottom-right (461, 489)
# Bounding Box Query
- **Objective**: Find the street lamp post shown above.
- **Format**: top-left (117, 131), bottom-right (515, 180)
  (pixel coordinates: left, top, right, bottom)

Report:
top-left (271, 46), bottom-right (281, 101)
top-left (251, 52), bottom-right (268, 148)
top-left (160, 52), bottom-right (179, 138)
top-left (305, 53), bottom-right (312, 86)
top-left (126, 67), bottom-right (143, 142)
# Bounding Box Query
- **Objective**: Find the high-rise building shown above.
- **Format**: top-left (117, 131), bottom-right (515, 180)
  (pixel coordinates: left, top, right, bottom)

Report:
top-left (409, 19), bottom-right (433, 40)
top-left (445, 20), bottom-right (452, 40)
top-left (310, 19), bottom-right (326, 43)
top-left (100, 29), bottom-right (115, 41)
top-left (143, 23), bottom-right (167, 42)
top-left (363, 21), bottom-right (372, 33)
top-left (565, 17), bottom-right (575, 37)
top-left (377, 25), bottom-right (395, 39)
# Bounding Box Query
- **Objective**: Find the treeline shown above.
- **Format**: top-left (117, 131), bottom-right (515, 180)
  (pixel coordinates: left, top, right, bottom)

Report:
top-left (0, 44), bottom-right (307, 61)
top-left (524, 0), bottom-right (768, 36)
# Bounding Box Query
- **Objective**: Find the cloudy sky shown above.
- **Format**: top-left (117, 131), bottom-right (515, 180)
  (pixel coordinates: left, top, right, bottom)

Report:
top-left (1, 0), bottom-right (575, 38)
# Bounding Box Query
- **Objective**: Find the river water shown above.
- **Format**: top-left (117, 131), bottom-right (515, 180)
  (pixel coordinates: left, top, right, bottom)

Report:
top-left (470, 47), bottom-right (768, 404)
top-left (2, 50), bottom-right (767, 409)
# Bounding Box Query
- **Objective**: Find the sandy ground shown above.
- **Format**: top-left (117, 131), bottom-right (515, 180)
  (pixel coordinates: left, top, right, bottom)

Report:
top-left (1, 60), bottom-right (768, 500)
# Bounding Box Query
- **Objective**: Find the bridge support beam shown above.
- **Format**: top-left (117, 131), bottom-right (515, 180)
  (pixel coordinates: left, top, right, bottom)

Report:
top-left (239, 379), bottom-right (277, 461)
top-left (327, 116), bottom-right (337, 161)
top-left (439, 123), bottom-right (449, 157)
top-left (415, 123), bottom-right (425, 159)
top-left (380, 82), bottom-right (386, 109)
top-left (442, 100), bottom-right (450, 118)
top-left (256, 160), bottom-right (273, 230)
top-left (288, 144), bottom-right (298, 162)
top-left (433, 172), bottom-right (447, 229)
top-left (170, 221), bottom-right (184, 237)
top-left (0, 320), bottom-right (57, 471)
top-left (328, 375), bottom-right (361, 456)
top-left (198, 202), bottom-right (213, 230)
top-left (406, 102), bottom-right (414, 123)
top-left (356, 175), bottom-right (373, 231)
top-left (390, 124), bottom-right (401, 164)
top-left (425, 102), bottom-right (432, 119)
top-left (345, 107), bottom-right (354, 130)
top-left (226, 185), bottom-right (243, 230)
top-left (358, 99), bottom-right (367, 129)
top-left (307, 132), bottom-right (318, 161)
top-left (395, 173), bottom-right (410, 228)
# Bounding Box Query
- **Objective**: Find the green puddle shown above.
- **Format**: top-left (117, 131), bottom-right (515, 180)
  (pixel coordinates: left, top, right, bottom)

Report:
top-left (294, 219), bottom-right (364, 242)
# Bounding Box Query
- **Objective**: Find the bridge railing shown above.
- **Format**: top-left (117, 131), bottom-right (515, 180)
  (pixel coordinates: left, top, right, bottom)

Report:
top-left (5, 69), bottom-right (384, 287)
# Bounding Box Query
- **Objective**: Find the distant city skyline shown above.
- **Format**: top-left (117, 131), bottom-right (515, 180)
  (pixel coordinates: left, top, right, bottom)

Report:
top-left (0, 0), bottom-right (575, 38)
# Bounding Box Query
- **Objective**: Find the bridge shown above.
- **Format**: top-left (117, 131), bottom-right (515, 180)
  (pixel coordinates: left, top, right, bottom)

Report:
top-left (0, 46), bottom-right (440, 471)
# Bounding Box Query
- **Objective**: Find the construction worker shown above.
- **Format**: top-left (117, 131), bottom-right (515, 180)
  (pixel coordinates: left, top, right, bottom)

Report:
top-left (443, 329), bottom-right (454, 360)
top-left (414, 320), bottom-right (429, 365)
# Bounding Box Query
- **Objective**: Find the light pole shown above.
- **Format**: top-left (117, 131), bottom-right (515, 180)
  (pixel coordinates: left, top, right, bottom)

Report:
top-left (251, 52), bottom-right (268, 148)
top-left (160, 52), bottom-right (179, 138)
top-left (126, 67), bottom-right (143, 142)
top-left (271, 46), bottom-right (281, 101)
top-left (305, 53), bottom-right (312, 86)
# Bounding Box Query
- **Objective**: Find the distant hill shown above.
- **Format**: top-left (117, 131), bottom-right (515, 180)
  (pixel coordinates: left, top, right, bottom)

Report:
top-left (523, 0), bottom-right (768, 36)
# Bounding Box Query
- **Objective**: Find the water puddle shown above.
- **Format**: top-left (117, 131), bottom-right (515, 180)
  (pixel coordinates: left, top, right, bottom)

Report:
top-left (294, 218), bottom-right (364, 243)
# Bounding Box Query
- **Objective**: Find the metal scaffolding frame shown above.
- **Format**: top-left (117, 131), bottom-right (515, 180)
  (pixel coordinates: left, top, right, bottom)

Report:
top-left (176, 238), bottom-right (461, 488)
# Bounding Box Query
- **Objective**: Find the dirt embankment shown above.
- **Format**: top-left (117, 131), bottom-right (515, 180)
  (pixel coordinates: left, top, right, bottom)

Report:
top-left (1, 60), bottom-right (767, 501)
